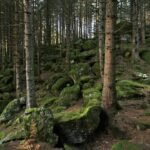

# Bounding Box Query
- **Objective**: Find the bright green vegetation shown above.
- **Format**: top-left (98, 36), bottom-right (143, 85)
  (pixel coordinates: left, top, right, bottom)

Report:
top-left (144, 109), bottom-right (150, 116)
top-left (111, 141), bottom-right (140, 150)
top-left (116, 80), bottom-right (150, 99)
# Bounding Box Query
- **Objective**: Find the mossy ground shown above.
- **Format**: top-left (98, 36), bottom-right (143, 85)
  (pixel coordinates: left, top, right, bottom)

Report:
top-left (111, 140), bottom-right (140, 150)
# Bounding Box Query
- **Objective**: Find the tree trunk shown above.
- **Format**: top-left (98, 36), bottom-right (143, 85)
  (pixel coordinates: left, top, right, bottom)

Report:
top-left (102, 0), bottom-right (117, 112)
top-left (24, 0), bottom-right (36, 108)
top-left (98, 0), bottom-right (106, 80)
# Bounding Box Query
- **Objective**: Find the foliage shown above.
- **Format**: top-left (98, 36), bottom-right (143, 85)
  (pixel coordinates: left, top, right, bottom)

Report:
top-left (0, 97), bottom-right (26, 123)
top-left (82, 39), bottom-right (97, 50)
top-left (111, 141), bottom-right (140, 150)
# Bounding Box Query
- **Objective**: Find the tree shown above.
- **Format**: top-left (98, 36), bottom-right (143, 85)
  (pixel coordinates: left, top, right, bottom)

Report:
top-left (24, 0), bottom-right (36, 108)
top-left (98, 0), bottom-right (106, 79)
top-left (102, 0), bottom-right (117, 113)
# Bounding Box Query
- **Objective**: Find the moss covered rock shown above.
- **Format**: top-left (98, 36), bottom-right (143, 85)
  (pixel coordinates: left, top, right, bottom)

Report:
top-left (45, 73), bottom-right (64, 90)
top-left (69, 63), bottom-right (92, 83)
top-left (116, 80), bottom-right (150, 99)
top-left (0, 97), bottom-right (26, 123)
top-left (111, 141), bottom-right (142, 150)
top-left (55, 104), bottom-right (101, 144)
top-left (51, 76), bottom-right (73, 95)
top-left (23, 107), bottom-right (57, 146)
top-left (0, 127), bottom-right (26, 144)
top-left (78, 49), bottom-right (97, 60)
top-left (83, 84), bottom-right (102, 105)
top-left (59, 84), bottom-right (81, 107)
top-left (55, 105), bottom-right (101, 144)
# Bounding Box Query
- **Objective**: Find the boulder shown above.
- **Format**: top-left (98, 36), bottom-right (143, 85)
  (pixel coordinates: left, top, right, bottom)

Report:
top-left (23, 107), bottom-right (58, 146)
top-left (0, 97), bottom-right (26, 123)
top-left (54, 84), bottom-right (102, 144)
top-left (51, 77), bottom-right (73, 95)
top-left (55, 105), bottom-right (101, 144)
top-left (59, 84), bottom-right (81, 107)
top-left (69, 63), bottom-right (92, 83)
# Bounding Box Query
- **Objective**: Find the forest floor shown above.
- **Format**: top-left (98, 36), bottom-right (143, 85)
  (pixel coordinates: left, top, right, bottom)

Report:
top-left (1, 98), bottom-right (149, 150)
top-left (88, 97), bottom-right (150, 150)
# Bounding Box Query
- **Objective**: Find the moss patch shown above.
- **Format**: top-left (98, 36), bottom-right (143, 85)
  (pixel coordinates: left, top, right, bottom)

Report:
top-left (136, 117), bottom-right (150, 130)
top-left (69, 63), bottom-right (91, 83)
top-left (51, 76), bottom-right (73, 95)
top-left (111, 141), bottom-right (140, 150)
top-left (116, 80), bottom-right (150, 99)
top-left (23, 107), bottom-right (58, 146)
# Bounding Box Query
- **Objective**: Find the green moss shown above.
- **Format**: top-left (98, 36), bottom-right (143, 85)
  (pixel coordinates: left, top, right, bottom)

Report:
top-left (111, 141), bottom-right (140, 150)
top-left (79, 75), bottom-right (92, 83)
top-left (0, 131), bottom-right (5, 140)
top-left (45, 73), bottom-right (65, 90)
top-left (51, 77), bottom-right (73, 95)
top-left (144, 109), bottom-right (150, 116)
top-left (78, 49), bottom-right (96, 59)
top-left (64, 144), bottom-right (79, 150)
top-left (59, 85), bottom-right (80, 107)
top-left (92, 63), bottom-right (100, 77)
top-left (82, 40), bottom-right (97, 50)
top-left (0, 128), bottom-right (26, 144)
top-left (116, 80), bottom-right (150, 99)
top-left (83, 85), bottom-right (101, 105)
top-left (38, 96), bottom-right (58, 107)
top-left (69, 63), bottom-right (91, 83)
top-left (23, 107), bottom-right (58, 145)
top-left (0, 98), bottom-right (26, 123)
top-left (137, 118), bottom-right (150, 130)
top-left (54, 104), bottom-right (101, 144)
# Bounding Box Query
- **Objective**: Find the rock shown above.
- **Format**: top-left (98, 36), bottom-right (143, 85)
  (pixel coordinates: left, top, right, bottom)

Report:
top-left (51, 77), bottom-right (74, 95)
top-left (23, 107), bottom-right (58, 146)
top-left (55, 105), bottom-right (101, 144)
top-left (82, 84), bottom-right (102, 105)
top-left (59, 85), bottom-right (81, 107)
top-left (69, 63), bottom-right (91, 83)
top-left (0, 127), bottom-right (26, 144)
top-left (45, 73), bottom-right (65, 90)
top-left (0, 97), bottom-right (26, 123)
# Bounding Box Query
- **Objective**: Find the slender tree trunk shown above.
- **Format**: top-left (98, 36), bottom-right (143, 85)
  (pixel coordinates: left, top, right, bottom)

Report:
top-left (102, 0), bottom-right (117, 112)
top-left (98, 0), bottom-right (106, 80)
top-left (24, 0), bottom-right (36, 108)
top-left (14, 0), bottom-right (21, 98)
top-left (132, 0), bottom-right (139, 61)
